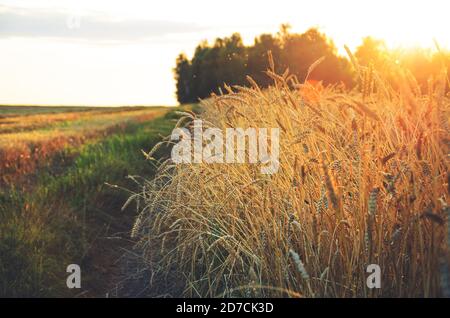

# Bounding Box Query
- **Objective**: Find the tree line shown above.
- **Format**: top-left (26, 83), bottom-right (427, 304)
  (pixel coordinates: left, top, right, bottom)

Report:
top-left (174, 25), bottom-right (449, 103)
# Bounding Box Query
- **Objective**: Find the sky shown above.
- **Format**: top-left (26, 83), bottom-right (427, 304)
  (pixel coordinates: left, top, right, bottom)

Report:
top-left (0, 0), bottom-right (448, 106)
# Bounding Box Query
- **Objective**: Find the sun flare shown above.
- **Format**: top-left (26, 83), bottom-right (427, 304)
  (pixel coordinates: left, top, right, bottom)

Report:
top-left (0, 0), bottom-right (448, 106)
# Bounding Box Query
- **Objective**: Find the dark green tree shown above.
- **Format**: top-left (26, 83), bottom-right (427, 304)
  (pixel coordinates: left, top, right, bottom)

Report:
top-left (247, 34), bottom-right (282, 86)
top-left (173, 26), bottom-right (356, 103)
top-left (281, 28), bottom-right (353, 86)
top-left (174, 54), bottom-right (193, 103)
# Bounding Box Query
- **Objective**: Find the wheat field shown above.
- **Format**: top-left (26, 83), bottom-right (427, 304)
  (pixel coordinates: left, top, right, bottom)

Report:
top-left (130, 54), bottom-right (450, 298)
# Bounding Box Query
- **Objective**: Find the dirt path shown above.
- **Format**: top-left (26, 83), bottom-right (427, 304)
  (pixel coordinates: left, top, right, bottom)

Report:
top-left (77, 192), bottom-right (137, 297)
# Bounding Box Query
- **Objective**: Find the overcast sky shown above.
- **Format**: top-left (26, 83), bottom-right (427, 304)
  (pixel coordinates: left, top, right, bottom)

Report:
top-left (0, 0), bottom-right (448, 106)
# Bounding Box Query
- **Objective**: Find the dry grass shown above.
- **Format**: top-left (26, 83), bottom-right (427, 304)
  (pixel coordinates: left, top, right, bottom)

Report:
top-left (0, 107), bottom-right (166, 184)
top-left (131, 57), bottom-right (449, 297)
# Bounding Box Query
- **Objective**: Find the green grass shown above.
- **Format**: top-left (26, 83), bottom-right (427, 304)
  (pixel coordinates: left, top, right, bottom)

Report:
top-left (0, 105), bottom-right (164, 117)
top-left (0, 110), bottom-right (178, 297)
top-left (40, 114), bottom-right (175, 207)
top-left (0, 105), bottom-right (100, 117)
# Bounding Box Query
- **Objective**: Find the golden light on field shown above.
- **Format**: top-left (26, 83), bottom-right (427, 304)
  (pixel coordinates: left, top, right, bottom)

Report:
top-left (1, 0), bottom-right (450, 300)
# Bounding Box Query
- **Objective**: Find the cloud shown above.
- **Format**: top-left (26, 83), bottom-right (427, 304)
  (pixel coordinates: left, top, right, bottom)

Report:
top-left (0, 5), bottom-right (204, 42)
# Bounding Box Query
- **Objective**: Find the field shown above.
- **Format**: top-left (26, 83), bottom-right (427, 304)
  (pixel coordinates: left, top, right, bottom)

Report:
top-left (130, 59), bottom-right (450, 297)
top-left (0, 106), bottom-right (170, 183)
top-left (1, 65), bottom-right (449, 298)
top-left (0, 105), bottom-right (182, 297)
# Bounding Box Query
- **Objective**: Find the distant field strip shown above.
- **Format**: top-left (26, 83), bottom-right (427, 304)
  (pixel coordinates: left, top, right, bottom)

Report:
top-left (0, 106), bottom-right (168, 184)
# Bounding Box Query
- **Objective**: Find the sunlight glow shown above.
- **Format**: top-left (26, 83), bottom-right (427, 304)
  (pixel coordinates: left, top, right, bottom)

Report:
top-left (0, 0), bottom-right (448, 106)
